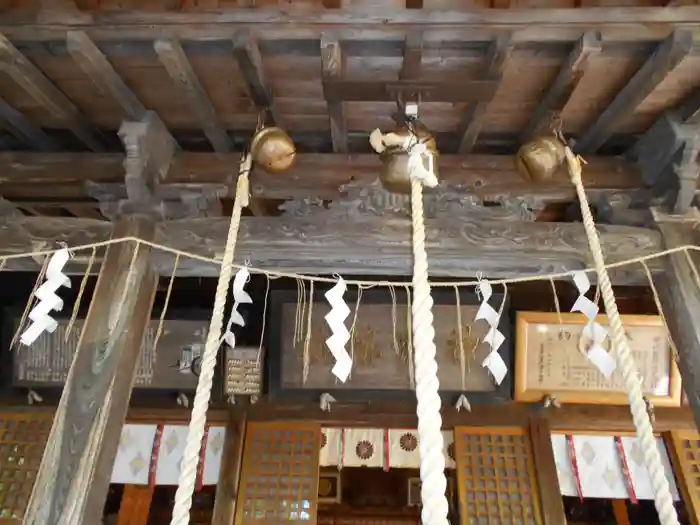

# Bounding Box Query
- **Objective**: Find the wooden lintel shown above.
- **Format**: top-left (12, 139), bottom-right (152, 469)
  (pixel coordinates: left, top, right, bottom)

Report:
top-left (233, 31), bottom-right (279, 125)
top-left (0, 33), bottom-right (105, 152)
top-left (66, 30), bottom-right (147, 121)
top-left (320, 34), bottom-right (347, 153)
top-left (457, 33), bottom-right (513, 153)
top-left (23, 215), bottom-right (157, 525)
top-left (652, 208), bottom-right (700, 430)
top-left (0, 152), bottom-right (644, 202)
top-left (521, 30), bottom-right (602, 141)
top-left (3, 8), bottom-right (700, 42)
top-left (154, 38), bottom-right (233, 154)
top-left (0, 214), bottom-right (662, 282)
top-left (575, 29), bottom-right (694, 154)
top-left (0, 94), bottom-right (56, 151)
top-left (241, 400), bottom-right (697, 433)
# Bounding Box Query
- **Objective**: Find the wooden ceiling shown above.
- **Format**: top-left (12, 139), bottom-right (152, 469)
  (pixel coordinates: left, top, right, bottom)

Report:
top-left (0, 1), bottom-right (698, 219)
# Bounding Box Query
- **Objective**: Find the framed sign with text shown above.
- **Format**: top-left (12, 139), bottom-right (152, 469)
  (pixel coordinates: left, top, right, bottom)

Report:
top-left (514, 311), bottom-right (681, 407)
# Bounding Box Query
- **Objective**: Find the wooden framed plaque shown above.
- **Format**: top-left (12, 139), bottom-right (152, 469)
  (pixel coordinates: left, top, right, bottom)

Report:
top-left (267, 286), bottom-right (513, 404)
top-left (514, 311), bottom-right (682, 407)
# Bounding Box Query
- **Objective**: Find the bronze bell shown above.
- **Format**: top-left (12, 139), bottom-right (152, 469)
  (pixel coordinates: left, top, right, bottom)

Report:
top-left (515, 134), bottom-right (567, 182)
top-left (250, 126), bottom-right (296, 174)
top-left (378, 121), bottom-right (439, 194)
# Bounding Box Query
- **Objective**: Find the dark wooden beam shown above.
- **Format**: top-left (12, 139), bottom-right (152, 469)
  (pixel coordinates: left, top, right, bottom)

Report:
top-left (232, 31), bottom-right (279, 125)
top-left (154, 38), bottom-right (233, 154)
top-left (324, 79), bottom-right (497, 103)
top-left (676, 87), bottom-right (700, 124)
top-left (211, 413), bottom-right (246, 525)
top-left (66, 30), bottom-right (146, 121)
top-left (0, 33), bottom-right (105, 152)
top-left (530, 417), bottom-right (566, 525)
top-left (3, 8), bottom-right (700, 42)
top-left (457, 33), bottom-right (513, 153)
top-left (575, 30), bottom-right (694, 154)
top-left (0, 152), bottom-right (644, 202)
top-left (320, 34), bottom-right (347, 153)
top-left (242, 400), bottom-right (697, 433)
top-left (0, 214), bottom-right (662, 281)
top-left (0, 94), bottom-right (56, 151)
top-left (399, 32), bottom-right (423, 81)
top-left (652, 208), bottom-right (700, 431)
top-left (521, 30), bottom-right (602, 141)
top-left (22, 215), bottom-right (157, 525)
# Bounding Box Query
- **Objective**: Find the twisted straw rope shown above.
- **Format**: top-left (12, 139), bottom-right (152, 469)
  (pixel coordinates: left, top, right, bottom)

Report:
top-left (170, 156), bottom-right (251, 525)
top-left (410, 178), bottom-right (449, 525)
top-left (566, 147), bottom-right (679, 525)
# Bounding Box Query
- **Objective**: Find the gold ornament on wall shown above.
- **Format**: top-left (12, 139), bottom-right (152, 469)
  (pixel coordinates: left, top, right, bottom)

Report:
top-left (447, 325), bottom-right (481, 367)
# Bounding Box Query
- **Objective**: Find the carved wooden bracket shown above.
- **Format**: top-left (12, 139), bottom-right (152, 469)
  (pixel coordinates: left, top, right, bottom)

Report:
top-left (277, 179), bottom-right (539, 222)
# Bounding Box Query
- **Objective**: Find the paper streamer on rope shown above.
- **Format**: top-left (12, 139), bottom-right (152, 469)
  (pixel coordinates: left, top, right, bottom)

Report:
top-left (474, 279), bottom-right (508, 385)
top-left (405, 141), bottom-right (439, 188)
top-left (325, 277), bottom-right (352, 382)
top-left (221, 267), bottom-right (252, 349)
top-left (571, 271), bottom-right (616, 378)
top-left (20, 247), bottom-right (72, 346)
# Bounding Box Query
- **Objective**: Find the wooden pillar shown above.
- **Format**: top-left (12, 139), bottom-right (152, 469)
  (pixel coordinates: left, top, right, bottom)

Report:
top-left (21, 215), bottom-right (157, 525)
top-left (652, 208), bottom-right (700, 430)
top-left (529, 417), bottom-right (566, 525)
top-left (212, 412), bottom-right (247, 525)
top-left (116, 485), bottom-right (155, 525)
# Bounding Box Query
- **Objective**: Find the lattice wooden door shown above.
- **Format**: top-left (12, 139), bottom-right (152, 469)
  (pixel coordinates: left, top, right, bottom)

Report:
top-left (235, 422), bottom-right (321, 525)
top-left (668, 430), bottom-right (700, 525)
top-left (0, 411), bottom-right (54, 521)
top-left (454, 427), bottom-right (542, 525)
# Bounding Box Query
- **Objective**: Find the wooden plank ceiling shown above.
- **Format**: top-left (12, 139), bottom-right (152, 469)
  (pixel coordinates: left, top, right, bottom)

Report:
top-left (0, 1), bottom-right (698, 220)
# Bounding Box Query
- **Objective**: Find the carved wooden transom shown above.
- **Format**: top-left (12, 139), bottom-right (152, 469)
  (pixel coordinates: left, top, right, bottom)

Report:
top-left (236, 423), bottom-right (320, 525)
top-left (454, 427), bottom-right (541, 525)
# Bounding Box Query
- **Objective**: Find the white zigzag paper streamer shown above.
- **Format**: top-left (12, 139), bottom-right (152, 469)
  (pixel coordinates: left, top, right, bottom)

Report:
top-left (221, 267), bottom-right (252, 349)
top-left (21, 247), bottom-right (72, 346)
top-left (474, 280), bottom-right (508, 385)
top-left (571, 271), bottom-right (616, 379)
top-left (324, 278), bottom-right (352, 382)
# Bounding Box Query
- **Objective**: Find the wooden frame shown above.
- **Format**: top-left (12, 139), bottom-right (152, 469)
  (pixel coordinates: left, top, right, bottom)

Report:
top-left (514, 311), bottom-right (682, 407)
top-left (266, 286), bottom-right (513, 404)
top-left (318, 472), bottom-right (342, 505)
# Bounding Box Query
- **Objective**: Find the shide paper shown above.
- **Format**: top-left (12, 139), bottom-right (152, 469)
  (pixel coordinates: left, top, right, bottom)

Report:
top-left (474, 280), bottom-right (508, 385)
top-left (324, 277), bottom-right (352, 382)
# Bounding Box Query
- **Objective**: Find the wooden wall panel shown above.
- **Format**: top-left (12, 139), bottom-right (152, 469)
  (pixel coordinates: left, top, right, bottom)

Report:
top-left (668, 430), bottom-right (700, 525)
top-left (454, 426), bottom-right (542, 525)
top-left (235, 422), bottom-right (321, 525)
top-left (0, 412), bottom-right (54, 521)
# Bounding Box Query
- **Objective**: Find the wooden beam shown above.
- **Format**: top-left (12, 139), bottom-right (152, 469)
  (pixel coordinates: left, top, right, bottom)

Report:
top-left (457, 34), bottom-right (513, 153)
top-left (0, 33), bottom-right (105, 152)
top-left (243, 400), bottom-right (697, 433)
top-left (0, 94), bottom-right (56, 151)
top-left (676, 87), bottom-right (700, 124)
top-left (232, 31), bottom-right (279, 125)
top-left (652, 208), bottom-right (700, 431)
top-left (0, 214), bottom-right (662, 281)
top-left (400, 32), bottom-right (423, 81)
top-left (575, 30), bottom-right (694, 154)
top-left (529, 417), bottom-right (566, 525)
top-left (320, 34), bottom-right (347, 153)
top-left (521, 30), bottom-right (602, 141)
top-left (211, 413), bottom-right (246, 525)
top-left (0, 152), bottom-right (644, 202)
top-left (22, 215), bottom-right (157, 525)
top-left (2, 8), bottom-right (700, 42)
top-left (154, 38), bottom-right (232, 154)
top-left (66, 30), bottom-right (146, 121)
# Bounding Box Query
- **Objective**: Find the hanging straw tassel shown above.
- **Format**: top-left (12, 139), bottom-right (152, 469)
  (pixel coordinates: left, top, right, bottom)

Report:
top-left (170, 154), bottom-right (251, 525)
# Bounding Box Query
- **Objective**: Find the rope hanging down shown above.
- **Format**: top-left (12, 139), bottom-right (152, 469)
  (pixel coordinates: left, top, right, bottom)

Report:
top-left (407, 147), bottom-right (449, 525)
top-left (565, 147), bottom-right (679, 525)
top-left (169, 155), bottom-right (252, 525)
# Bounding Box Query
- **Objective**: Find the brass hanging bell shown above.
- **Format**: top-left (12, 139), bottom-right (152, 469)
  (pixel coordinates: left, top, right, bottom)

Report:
top-left (516, 115), bottom-right (568, 182)
top-left (377, 121), bottom-right (439, 194)
top-left (250, 113), bottom-right (296, 174)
